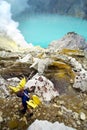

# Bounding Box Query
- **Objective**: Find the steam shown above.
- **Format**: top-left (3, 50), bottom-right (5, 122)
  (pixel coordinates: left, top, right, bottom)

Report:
top-left (0, 0), bottom-right (32, 47)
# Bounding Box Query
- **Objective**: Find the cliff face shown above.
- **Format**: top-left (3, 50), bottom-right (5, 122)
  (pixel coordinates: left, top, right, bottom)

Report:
top-left (27, 0), bottom-right (87, 19)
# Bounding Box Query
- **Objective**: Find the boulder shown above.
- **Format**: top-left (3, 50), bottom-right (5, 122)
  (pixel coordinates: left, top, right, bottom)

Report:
top-left (27, 119), bottom-right (76, 130)
top-left (25, 73), bottom-right (59, 101)
top-left (48, 33), bottom-right (87, 51)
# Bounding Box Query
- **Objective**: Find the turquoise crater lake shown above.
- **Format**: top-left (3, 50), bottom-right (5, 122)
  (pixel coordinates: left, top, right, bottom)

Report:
top-left (17, 14), bottom-right (87, 48)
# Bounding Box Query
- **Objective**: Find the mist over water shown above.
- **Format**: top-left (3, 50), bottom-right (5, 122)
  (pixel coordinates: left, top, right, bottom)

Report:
top-left (17, 14), bottom-right (87, 48)
top-left (6, 0), bottom-right (29, 17)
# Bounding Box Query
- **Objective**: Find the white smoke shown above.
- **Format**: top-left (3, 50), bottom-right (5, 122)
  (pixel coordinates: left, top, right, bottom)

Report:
top-left (0, 0), bottom-right (32, 47)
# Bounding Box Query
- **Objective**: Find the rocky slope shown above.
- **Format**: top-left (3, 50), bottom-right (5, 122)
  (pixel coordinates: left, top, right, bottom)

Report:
top-left (26, 0), bottom-right (87, 19)
top-left (0, 32), bottom-right (87, 130)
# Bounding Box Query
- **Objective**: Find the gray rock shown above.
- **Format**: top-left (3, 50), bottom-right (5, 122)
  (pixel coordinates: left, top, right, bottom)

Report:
top-left (49, 33), bottom-right (87, 51)
top-left (0, 116), bottom-right (3, 122)
top-left (80, 112), bottom-right (86, 120)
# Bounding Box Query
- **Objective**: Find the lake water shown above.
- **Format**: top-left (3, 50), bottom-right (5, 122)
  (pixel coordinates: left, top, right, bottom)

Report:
top-left (17, 14), bottom-right (87, 48)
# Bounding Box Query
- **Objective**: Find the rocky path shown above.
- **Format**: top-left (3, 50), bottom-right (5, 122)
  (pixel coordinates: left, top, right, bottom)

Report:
top-left (0, 91), bottom-right (87, 130)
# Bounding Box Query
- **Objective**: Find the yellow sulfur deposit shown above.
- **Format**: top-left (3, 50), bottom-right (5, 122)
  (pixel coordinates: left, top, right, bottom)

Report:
top-left (60, 48), bottom-right (80, 55)
top-left (52, 61), bottom-right (75, 80)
